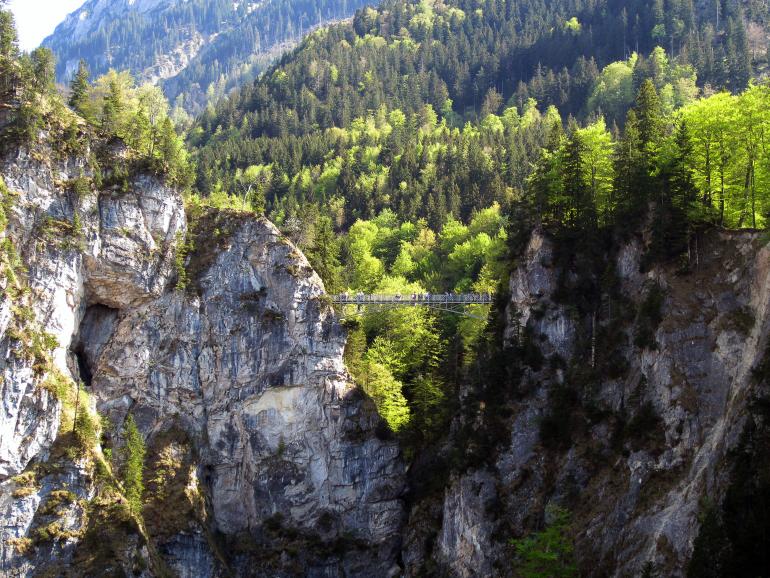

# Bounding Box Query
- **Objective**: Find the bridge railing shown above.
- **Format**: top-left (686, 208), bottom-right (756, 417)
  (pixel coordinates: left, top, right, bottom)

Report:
top-left (331, 292), bottom-right (494, 305)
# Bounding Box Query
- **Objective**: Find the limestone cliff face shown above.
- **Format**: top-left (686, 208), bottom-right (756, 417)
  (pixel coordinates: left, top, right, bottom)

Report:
top-left (3, 143), bottom-right (768, 578)
top-left (415, 229), bottom-right (770, 577)
top-left (0, 146), bottom-right (404, 577)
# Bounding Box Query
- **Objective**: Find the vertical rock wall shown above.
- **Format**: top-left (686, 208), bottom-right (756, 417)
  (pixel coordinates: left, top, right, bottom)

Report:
top-left (0, 150), bottom-right (405, 577)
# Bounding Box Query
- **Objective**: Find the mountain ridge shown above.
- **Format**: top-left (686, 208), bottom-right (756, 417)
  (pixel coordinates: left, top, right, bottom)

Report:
top-left (42, 0), bottom-right (373, 114)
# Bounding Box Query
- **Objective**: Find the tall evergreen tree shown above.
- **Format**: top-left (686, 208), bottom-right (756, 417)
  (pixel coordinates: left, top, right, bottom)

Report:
top-left (647, 120), bottom-right (698, 266)
top-left (635, 79), bottom-right (663, 150)
top-left (68, 59), bottom-right (91, 115)
top-left (304, 215), bottom-right (342, 294)
top-left (562, 122), bottom-right (593, 229)
top-left (613, 109), bottom-right (645, 225)
top-left (30, 48), bottom-right (55, 92)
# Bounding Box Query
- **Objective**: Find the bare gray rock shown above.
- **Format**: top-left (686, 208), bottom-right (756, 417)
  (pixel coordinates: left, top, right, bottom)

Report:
top-left (0, 150), bottom-right (405, 577)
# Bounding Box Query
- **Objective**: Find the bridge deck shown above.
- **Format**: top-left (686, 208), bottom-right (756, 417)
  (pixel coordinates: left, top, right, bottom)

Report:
top-left (331, 293), bottom-right (494, 305)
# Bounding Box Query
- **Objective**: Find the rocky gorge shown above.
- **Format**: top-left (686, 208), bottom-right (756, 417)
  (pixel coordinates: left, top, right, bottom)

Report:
top-left (405, 228), bottom-right (770, 577)
top-left (0, 135), bottom-right (769, 578)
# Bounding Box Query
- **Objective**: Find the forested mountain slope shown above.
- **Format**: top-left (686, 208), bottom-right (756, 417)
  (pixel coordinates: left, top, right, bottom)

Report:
top-left (189, 0), bottom-right (770, 250)
top-left (195, 0), bottom-right (768, 139)
top-left (42, 0), bottom-right (373, 115)
top-left (3, 0), bottom-right (770, 576)
top-left (185, 0), bottom-right (770, 575)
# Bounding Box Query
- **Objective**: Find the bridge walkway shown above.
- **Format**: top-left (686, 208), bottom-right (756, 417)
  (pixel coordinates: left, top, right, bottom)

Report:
top-left (331, 293), bottom-right (494, 318)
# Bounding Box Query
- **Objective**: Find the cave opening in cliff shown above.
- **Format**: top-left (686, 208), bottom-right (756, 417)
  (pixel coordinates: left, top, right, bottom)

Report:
top-left (73, 343), bottom-right (92, 386)
top-left (71, 304), bottom-right (120, 388)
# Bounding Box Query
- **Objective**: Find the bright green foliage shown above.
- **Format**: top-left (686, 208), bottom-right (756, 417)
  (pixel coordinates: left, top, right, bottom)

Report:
top-left (0, 8), bottom-right (192, 192)
top-left (679, 84), bottom-right (770, 228)
top-left (0, 176), bottom-right (16, 233)
top-left (347, 221), bottom-right (387, 292)
top-left (563, 17), bottom-right (581, 34)
top-left (576, 118), bottom-right (614, 225)
top-left (588, 56), bottom-right (637, 123)
top-left (73, 383), bottom-right (101, 451)
top-left (511, 506), bottom-right (577, 578)
top-left (122, 415), bottom-right (146, 514)
top-left (525, 78), bottom-right (770, 259)
top-left (196, 98), bottom-right (550, 229)
top-left (588, 48), bottom-right (697, 125)
top-left (356, 357), bottom-right (411, 432)
top-left (339, 205), bottom-right (506, 442)
top-left (173, 231), bottom-right (196, 292)
top-left (82, 70), bottom-right (194, 188)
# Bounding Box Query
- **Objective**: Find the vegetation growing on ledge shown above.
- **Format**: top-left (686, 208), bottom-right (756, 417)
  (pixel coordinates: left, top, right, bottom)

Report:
top-left (0, 17), bottom-right (193, 190)
top-left (122, 415), bottom-right (146, 515)
top-left (511, 505), bottom-right (577, 578)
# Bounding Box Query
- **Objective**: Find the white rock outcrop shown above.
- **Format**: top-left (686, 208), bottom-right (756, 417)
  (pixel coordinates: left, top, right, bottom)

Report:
top-left (0, 148), bottom-right (404, 577)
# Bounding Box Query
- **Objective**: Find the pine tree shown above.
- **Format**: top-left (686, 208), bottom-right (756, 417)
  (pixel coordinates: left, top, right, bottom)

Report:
top-left (304, 215), bottom-right (342, 293)
top-left (562, 122), bottom-right (593, 229)
top-left (68, 59), bottom-right (91, 115)
top-left (635, 79), bottom-right (663, 150)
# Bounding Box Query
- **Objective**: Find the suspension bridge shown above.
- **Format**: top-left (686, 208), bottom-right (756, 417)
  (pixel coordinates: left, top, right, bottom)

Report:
top-left (331, 292), bottom-right (495, 319)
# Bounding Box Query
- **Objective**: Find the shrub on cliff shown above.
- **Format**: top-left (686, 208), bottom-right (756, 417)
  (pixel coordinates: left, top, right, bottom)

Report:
top-left (511, 505), bottom-right (577, 578)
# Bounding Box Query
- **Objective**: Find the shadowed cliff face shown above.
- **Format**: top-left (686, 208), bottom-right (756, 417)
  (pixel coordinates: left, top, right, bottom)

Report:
top-left (0, 147), bottom-right (405, 577)
top-left (403, 228), bottom-right (770, 577)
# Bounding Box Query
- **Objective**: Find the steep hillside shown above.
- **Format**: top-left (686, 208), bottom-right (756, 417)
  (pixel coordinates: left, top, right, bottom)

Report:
top-left (399, 227), bottom-right (770, 576)
top-left (3, 1), bottom-right (770, 577)
top-left (191, 0), bottom-right (770, 223)
top-left (0, 146), bottom-right (405, 577)
top-left (0, 17), bottom-right (403, 577)
top-left (42, 0), bottom-right (373, 114)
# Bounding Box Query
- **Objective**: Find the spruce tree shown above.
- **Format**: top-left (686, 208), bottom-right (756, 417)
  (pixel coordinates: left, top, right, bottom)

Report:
top-left (613, 109), bottom-right (645, 226)
top-left (30, 48), bottom-right (55, 93)
top-left (646, 121), bottom-right (698, 268)
top-left (68, 59), bottom-right (91, 115)
top-left (305, 215), bottom-right (342, 293)
top-left (562, 122), bottom-right (592, 229)
top-left (635, 79), bottom-right (663, 151)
